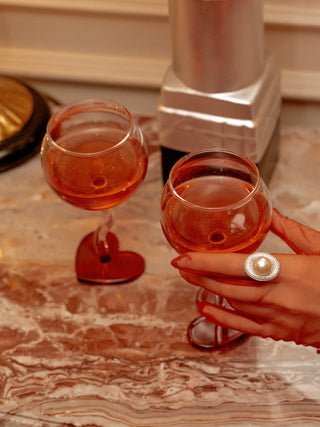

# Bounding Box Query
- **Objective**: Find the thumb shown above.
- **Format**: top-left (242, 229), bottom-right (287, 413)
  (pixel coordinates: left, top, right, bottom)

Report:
top-left (271, 208), bottom-right (320, 255)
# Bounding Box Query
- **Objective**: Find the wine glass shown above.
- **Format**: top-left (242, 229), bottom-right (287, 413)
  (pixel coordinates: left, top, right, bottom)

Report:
top-left (41, 99), bottom-right (148, 284)
top-left (160, 148), bottom-right (272, 349)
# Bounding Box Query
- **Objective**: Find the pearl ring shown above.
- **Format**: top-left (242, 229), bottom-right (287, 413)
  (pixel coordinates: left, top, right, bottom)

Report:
top-left (244, 252), bottom-right (280, 282)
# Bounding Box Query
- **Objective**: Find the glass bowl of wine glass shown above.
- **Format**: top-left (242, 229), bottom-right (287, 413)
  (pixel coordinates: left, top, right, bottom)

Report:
top-left (160, 148), bottom-right (272, 349)
top-left (41, 98), bottom-right (148, 285)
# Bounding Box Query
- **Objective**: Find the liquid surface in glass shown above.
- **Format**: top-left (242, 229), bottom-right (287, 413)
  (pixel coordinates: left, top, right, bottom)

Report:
top-left (42, 128), bottom-right (147, 210)
top-left (161, 175), bottom-right (271, 254)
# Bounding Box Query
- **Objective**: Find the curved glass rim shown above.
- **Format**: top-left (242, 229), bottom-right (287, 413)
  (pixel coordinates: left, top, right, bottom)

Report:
top-left (45, 98), bottom-right (134, 157)
top-left (167, 148), bottom-right (262, 212)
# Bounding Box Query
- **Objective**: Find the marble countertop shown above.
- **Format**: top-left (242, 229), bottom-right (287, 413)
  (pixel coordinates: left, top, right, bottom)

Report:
top-left (0, 117), bottom-right (319, 426)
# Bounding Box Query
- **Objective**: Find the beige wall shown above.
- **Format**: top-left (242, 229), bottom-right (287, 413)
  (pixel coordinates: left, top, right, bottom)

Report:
top-left (0, 0), bottom-right (319, 116)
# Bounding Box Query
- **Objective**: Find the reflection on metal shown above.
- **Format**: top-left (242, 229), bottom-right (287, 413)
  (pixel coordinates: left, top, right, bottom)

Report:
top-left (0, 76), bottom-right (34, 142)
top-left (158, 0), bottom-right (281, 183)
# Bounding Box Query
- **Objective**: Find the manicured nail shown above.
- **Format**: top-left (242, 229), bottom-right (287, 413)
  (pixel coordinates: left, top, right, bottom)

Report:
top-left (171, 258), bottom-right (180, 268)
top-left (171, 253), bottom-right (192, 269)
top-left (197, 300), bottom-right (207, 313)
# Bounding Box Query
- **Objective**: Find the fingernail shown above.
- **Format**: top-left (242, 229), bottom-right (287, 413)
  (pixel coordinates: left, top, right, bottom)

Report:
top-left (170, 253), bottom-right (192, 269)
top-left (197, 300), bottom-right (207, 313)
top-left (171, 258), bottom-right (180, 268)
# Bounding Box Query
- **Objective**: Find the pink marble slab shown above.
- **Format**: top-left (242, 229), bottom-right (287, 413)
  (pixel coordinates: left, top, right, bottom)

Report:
top-left (0, 118), bottom-right (319, 426)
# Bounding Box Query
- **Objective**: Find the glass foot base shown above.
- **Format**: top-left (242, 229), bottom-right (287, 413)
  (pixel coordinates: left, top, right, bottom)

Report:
top-left (187, 316), bottom-right (247, 350)
top-left (76, 232), bottom-right (145, 285)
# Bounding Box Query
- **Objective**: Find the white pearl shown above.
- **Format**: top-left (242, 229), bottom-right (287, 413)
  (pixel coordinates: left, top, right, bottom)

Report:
top-left (252, 256), bottom-right (272, 276)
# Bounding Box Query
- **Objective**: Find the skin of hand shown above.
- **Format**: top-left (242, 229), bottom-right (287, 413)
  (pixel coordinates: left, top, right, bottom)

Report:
top-left (171, 209), bottom-right (320, 351)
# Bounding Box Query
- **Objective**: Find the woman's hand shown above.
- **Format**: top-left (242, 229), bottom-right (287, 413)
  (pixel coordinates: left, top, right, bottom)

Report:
top-left (171, 209), bottom-right (320, 350)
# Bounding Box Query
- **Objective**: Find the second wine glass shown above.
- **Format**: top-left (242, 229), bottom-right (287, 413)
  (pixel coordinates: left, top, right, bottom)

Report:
top-left (160, 148), bottom-right (272, 349)
top-left (41, 99), bottom-right (148, 285)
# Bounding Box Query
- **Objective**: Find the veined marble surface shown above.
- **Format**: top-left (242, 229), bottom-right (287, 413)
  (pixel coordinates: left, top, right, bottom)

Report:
top-left (0, 118), bottom-right (319, 426)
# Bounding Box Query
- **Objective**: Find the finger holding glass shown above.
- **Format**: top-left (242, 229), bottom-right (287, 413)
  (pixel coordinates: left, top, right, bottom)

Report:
top-left (171, 210), bottom-right (320, 351)
top-left (160, 148), bottom-right (272, 349)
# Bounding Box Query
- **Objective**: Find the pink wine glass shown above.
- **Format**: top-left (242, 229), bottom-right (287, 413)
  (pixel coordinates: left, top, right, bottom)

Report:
top-left (160, 148), bottom-right (272, 349)
top-left (41, 99), bottom-right (148, 284)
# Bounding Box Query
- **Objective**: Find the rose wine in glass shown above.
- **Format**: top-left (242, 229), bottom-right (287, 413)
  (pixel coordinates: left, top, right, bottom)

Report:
top-left (41, 99), bottom-right (148, 284)
top-left (160, 149), bottom-right (272, 349)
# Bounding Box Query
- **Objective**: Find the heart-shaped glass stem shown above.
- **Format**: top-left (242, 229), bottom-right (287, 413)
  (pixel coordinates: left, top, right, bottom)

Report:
top-left (160, 149), bottom-right (272, 349)
top-left (75, 210), bottom-right (145, 284)
top-left (187, 289), bottom-right (246, 349)
top-left (41, 99), bottom-right (148, 285)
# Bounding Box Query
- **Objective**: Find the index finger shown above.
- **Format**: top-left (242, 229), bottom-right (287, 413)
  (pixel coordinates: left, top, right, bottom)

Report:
top-left (171, 252), bottom-right (250, 278)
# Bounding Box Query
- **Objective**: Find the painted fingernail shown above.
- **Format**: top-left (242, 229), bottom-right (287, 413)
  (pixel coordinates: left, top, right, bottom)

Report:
top-left (171, 258), bottom-right (180, 268)
top-left (197, 300), bottom-right (207, 313)
top-left (171, 253), bottom-right (192, 269)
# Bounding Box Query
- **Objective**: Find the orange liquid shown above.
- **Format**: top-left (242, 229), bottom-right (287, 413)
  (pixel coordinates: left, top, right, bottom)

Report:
top-left (42, 130), bottom-right (148, 210)
top-left (161, 175), bottom-right (271, 254)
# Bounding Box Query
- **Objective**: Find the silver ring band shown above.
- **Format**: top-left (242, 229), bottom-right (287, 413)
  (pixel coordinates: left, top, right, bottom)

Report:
top-left (244, 252), bottom-right (280, 282)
